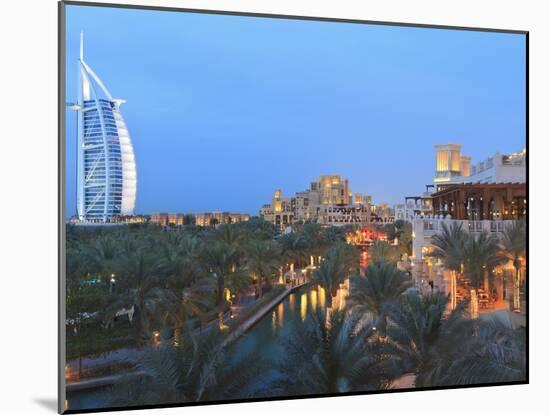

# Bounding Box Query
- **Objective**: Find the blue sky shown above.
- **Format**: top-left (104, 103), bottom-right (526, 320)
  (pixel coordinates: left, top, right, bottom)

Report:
top-left (65, 5), bottom-right (526, 216)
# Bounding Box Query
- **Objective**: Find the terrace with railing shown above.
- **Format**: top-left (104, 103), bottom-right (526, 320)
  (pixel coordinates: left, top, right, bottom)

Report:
top-left (414, 215), bottom-right (513, 238)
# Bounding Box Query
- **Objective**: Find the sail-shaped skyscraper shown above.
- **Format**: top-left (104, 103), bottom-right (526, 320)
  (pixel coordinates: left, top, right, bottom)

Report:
top-left (72, 33), bottom-right (137, 222)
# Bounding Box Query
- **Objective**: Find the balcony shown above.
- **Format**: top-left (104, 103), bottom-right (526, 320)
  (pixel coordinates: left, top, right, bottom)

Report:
top-left (414, 216), bottom-right (513, 238)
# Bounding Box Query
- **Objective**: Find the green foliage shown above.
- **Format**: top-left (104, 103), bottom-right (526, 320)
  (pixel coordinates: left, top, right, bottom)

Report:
top-left (278, 308), bottom-right (397, 394)
top-left (499, 219), bottom-right (526, 271)
top-left (244, 239), bottom-right (282, 297)
top-left (200, 241), bottom-right (240, 306)
top-left (111, 326), bottom-right (274, 405)
top-left (429, 221), bottom-right (468, 272)
top-left (348, 260), bottom-right (412, 336)
top-left (278, 232), bottom-right (309, 268)
top-left (234, 216), bottom-right (278, 240)
top-left (385, 290), bottom-right (471, 379)
top-left (462, 231), bottom-right (503, 288)
top-left (424, 318), bottom-right (526, 385)
top-left (368, 240), bottom-right (399, 263)
top-left (311, 242), bottom-right (357, 305)
top-left (65, 221), bottom-right (526, 400)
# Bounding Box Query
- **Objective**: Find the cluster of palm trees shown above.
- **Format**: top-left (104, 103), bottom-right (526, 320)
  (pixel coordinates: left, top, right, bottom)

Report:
top-left (430, 220), bottom-right (526, 312)
top-left (106, 243), bottom-right (525, 407)
top-left (66, 220), bottom-right (358, 355)
top-left (67, 218), bottom-right (526, 408)
top-left (277, 234), bottom-right (525, 392)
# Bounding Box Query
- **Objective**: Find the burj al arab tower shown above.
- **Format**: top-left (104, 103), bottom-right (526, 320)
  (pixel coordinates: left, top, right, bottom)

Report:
top-left (70, 33), bottom-right (137, 222)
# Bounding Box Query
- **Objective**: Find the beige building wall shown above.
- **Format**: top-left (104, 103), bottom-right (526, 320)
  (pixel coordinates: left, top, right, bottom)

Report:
top-left (260, 174), bottom-right (376, 228)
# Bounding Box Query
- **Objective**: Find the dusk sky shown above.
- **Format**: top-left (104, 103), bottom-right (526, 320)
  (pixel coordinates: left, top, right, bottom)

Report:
top-left (65, 5), bottom-right (526, 216)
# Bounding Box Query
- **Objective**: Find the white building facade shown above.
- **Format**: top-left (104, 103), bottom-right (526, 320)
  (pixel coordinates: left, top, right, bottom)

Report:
top-left (411, 215), bottom-right (515, 295)
top-left (71, 33), bottom-right (137, 222)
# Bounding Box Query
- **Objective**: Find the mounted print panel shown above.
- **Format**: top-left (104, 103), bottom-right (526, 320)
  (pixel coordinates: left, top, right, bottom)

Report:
top-left (59, 1), bottom-right (528, 413)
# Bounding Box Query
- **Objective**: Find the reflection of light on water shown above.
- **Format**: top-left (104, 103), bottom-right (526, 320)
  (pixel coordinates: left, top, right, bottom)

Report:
top-left (278, 302), bottom-right (284, 327)
top-left (310, 289), bottom-right (318, 310)
top-left (289, 293), bottom-right (296, 312)
top-left (318, 286), bottom-right (326, 308)
top-left (272, 311), bottom-right (277, 331)
top-left (301, 292), bottom-right (308, 321)
top-left (334, 280), bottom-right (349, 310)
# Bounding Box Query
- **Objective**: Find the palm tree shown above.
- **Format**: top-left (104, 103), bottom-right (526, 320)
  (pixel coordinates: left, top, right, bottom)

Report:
top-left (200, 242), bottom-right (240, 306)
top-left (429, 222), bottom-right (467, 309)
top-left (462, 231), bottom-right (502, 291)
top-left (322, 226), bottom-right (349, 245)
top-left (235, 216), bottom-right (278, 240)
top-left (499, 220), bottom-right (526, 312)
top-left (245, 239), bottom-right (281, 298)
top-left (82, 234), bottom-right (120, 279)
top-left (154, 275), bottom-right (215, 341)
top-left (279, 232), bottom-right (308, 276)
top-left (385, 219), bottom-right (410, 246)
top-left (111, 326), bottom-right (274, 405)
top-left (156, 241), bottom-right (191, 287)
top-left (393, 221), bottom-right (413, 257)
top-left (112, 248), bottom-right (164, 343)
top-left (385, 290), bottom-right (473, 385)
top-left (368, 240), bottom-right (399, 263)
top-left (213, 224), bottom-right (244, 250)
top-left (418, 315), bottom-right (526, 386)
top-left (300, 222), bottom-right (327, 265)
top-left (66, 241), bottom-right (91, 292)
top-left (311, 242), bottom-right (357, 308)
top-left (348, 261), bottom-right (412, 336)
top-left (279, 308), bottom-right (396, 395)
top-left (212, 224), bottom-right (246, 279)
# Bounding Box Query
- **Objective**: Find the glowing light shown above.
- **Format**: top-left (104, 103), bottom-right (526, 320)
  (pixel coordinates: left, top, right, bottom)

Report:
top-left (300, 293), bottom-right (308, 321)
top-left (272, 311), bottom-right (277, 331)
top-left (318, 286), bottom-right (326, 308)
top-left (450, 270), bottom-right (457, 310)
top-left (289, 293), bottom-right (296, 312)
top-left (470, 289), bottom-right (479, 318)
top-left (310, 289), bottom-right (318, 310)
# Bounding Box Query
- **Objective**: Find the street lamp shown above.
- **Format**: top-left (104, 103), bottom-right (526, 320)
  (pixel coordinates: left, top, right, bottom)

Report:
top-left (109, 273), bottom-right (116, 293)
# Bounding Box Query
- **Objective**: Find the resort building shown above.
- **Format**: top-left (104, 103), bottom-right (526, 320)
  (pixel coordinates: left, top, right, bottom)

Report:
top-left (400, 144), bottom-right (526, 225)
top-left (151, 212), bottom-right (250, 227)
top-left (69, 33), bottom-right (137, 223)
top-left (371, 202), bottom-right (395, 223)
top-left (411, 183), bottom-right (527, 271)
top-left (410, 215), bottom-right (522, 306)
top-left (434, 143), bottom-right (526, 185)
top-left (406, 144), bottom-right (527, 313)
top-left (260, 175), bottom-right (386, 228)
top-left (395, 185), bottom-right (435, 222)
top-left (194, 212), bottom-right (250, 227)
top-left (431, 182), bottom-right (526, 220)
